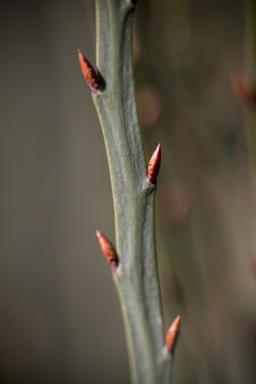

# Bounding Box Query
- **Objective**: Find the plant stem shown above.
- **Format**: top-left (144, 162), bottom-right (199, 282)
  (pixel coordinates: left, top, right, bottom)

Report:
top-left (245, 0), bottom-right (256, 165)
top-left (92, 0), bottom-right (171, 382)
top-left (245, 0), bottom-right (256, 84)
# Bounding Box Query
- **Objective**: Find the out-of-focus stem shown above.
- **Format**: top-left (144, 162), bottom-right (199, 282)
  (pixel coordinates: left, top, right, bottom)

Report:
top-left (245, 0), bottom-right (256, 164)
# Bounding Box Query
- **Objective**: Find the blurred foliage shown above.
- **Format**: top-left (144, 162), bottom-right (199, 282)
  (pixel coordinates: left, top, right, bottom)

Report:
top-left (134, 0), bottom-right (256, 383)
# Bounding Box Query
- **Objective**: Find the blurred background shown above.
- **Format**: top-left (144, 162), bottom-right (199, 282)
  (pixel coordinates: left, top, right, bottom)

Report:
top-left (0, 0), bottom-right (255, 383)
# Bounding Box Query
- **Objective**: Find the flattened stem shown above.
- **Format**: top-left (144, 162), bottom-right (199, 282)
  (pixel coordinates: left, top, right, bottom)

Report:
top-left (92, 0), bottom-right (171, 383)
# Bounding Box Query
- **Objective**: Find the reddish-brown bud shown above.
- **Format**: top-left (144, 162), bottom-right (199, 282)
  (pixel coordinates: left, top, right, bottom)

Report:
top-left (148, 143), bottom-right (161, 184)
top-left (232, 74), bottom-right (256, 107)
top-left (96, 230), bottom-right (119, 272)
top-left (165, 315), bottom-right (181, 355)
top-left (78, 50), bottom-right (100, 95)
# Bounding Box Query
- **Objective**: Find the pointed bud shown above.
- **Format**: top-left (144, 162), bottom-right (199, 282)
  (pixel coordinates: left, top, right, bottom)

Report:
top-left (96, 230), bottom-right (119, 272)
top-left (165, 315), bottom-right (181, 355)
top-left (148, 143), bottom-right (161, 184)
top-left (78, 50), bottom-right (100, 95)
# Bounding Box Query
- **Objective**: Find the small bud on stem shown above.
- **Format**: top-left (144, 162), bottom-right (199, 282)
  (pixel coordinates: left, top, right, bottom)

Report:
top-left (148, 143), bottom-right (161, 184)
top-left (78, 50), bottom-right (100, 95)
top-left (165, 315), bottom-right (181, 355)
top-left (232, 74), bottom-right (256, 107)
top-left (96, 230), bottom-right (119, 272)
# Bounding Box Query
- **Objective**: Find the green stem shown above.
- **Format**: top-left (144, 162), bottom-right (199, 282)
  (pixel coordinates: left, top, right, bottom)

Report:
top-left (245, 0), bottom-right (256, 84)
top-left (92, 1), bottom-right (171, 383)
top-left (245, 0), bottom-right (256, 164)
top-left (243, 0), bottom-right (256, 258)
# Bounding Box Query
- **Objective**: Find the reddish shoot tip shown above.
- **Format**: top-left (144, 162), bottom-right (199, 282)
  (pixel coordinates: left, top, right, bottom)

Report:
top-left (96, 230), bottom-right (119, 272)
top-left (165, 315), bottom-right (181, 355)
top-left (148, 143), bottom-right (161, 184)
top-left (232, 73), bottom-right (256, 107)
top-left (78, 49), bottom-right (100, 95)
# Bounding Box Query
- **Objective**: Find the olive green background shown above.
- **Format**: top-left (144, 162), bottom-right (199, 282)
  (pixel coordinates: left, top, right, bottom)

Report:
top-left (0, 1), bottom-right (128, 383)
top-left (1, 1), bottom-right (256, 384)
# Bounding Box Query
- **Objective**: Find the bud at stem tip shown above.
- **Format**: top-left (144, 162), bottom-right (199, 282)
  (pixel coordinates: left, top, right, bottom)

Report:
top-left (78, 49), bottom-right (100, 95)
top-left (165, 315), bottom-right (181, 355)
top-left (96, 230), bottom-right (119, 272)
top-left (148, 143), bottom-right (161, 184)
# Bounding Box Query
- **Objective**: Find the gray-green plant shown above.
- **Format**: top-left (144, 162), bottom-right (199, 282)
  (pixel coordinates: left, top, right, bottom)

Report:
top-left (79, 1), bottom-right (179, 383)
